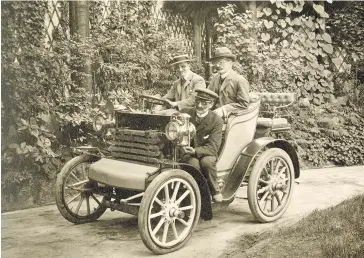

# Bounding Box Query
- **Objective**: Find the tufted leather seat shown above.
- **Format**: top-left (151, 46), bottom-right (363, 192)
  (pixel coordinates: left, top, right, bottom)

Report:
top-left (254, 92), bottom-right (295, 136)
top-left (255, 92), bottom-right (295, 106)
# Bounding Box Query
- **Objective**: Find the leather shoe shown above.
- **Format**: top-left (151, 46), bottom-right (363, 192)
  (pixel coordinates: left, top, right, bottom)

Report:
top-left (213, 193), bottom-right (223, 203)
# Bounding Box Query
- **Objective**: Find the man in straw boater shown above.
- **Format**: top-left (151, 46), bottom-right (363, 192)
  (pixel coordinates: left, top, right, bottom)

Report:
top-left (208, 47), bottom-right (250, 118)
top-left (163, 54), bottom-right (206, 111)
top-left (179, 88), bottom-right (224, 203)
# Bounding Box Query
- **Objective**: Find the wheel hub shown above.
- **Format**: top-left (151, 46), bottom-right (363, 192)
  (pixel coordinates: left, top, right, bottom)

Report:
top-left (164, 202), bottom-right (185, 221)
top-left (268, 174), bottom-right (286, 193)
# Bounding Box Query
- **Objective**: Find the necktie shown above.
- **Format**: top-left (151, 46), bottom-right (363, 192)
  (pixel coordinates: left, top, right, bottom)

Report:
top-left (219, 76), bottom-right (226, 86)
top-left (196, 116), bottom-right (201, 125)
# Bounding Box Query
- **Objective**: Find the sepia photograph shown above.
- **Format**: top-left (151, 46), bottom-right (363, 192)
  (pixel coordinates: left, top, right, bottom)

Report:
top-left (1, 0), bottom-right (364, 257)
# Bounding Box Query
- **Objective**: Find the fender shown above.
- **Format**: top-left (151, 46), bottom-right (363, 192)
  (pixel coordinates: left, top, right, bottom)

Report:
top-left (222, 137), bottom-right (300, 201)
top-left (175, 164), bottom-right (213, 221)
top-left (74, 146), bottom-right (110, 158)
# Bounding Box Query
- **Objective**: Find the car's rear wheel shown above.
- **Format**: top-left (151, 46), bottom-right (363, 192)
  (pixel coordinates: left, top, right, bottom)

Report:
top-left (55, 155), bottom-right (107, 224)
top-left (138, 170), bottom-right (201, 254)
top-left (247, 148), bottom-right (295, 222)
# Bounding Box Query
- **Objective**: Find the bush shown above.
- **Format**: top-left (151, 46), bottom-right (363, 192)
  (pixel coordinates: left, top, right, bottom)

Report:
top-left (1, 1), bottom-right (202, 206)
top-left (287, 103), bottom-right (364, 167)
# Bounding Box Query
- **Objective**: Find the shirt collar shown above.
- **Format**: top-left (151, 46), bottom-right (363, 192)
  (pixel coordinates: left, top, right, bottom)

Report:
top-left (183, 70), bottom-right (192, 81)
top-left (196, 110), bottom-right (209, 118)
top-left (220, 70), bottom-right (231, 79)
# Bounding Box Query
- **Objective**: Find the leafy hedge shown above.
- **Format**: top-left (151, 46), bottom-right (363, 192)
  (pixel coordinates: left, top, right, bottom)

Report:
top-left (1, 1), bottom-right (200, 204)
top-left (287, 102), bottom-right (364, 168)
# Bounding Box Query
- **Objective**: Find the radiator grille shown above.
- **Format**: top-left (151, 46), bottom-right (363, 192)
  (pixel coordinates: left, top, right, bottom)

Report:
top-left (110, 128), bottom-right (169, 165)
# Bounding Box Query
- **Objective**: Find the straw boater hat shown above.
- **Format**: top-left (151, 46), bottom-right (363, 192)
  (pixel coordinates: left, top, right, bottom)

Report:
top-left (195, 88), bottom-right (218, 101)
top-left (210, 47), bottom-right (236, 62)
top-left (170, 54), bottom-right (191, 66)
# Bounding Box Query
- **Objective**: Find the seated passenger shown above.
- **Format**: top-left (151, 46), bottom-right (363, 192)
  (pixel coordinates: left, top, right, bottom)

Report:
top-left (163, 54), bottom-right (206, 111)
top-left (208, 47), bottom-right (250, 118)
top-left (179, 88), bottom-right (224, 202)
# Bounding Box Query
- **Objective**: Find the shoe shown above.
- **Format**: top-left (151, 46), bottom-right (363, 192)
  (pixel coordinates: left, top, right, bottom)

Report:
top-left (213, 193), bottom-right (223, 203)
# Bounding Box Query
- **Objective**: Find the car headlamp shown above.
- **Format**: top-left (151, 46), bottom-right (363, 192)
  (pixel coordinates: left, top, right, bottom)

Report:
top-left (92, 115), bottom-right (115, 133)
top-left (165, 113), bottom-right (196, 146)
top-left (165, 121), bottom-right (180, 141)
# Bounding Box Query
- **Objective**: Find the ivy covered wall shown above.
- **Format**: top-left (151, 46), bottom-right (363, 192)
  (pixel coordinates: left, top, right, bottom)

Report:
top-left (1, 0), bottom-right (363, 211)
top-left (1, 1), bottom-right (200, 211)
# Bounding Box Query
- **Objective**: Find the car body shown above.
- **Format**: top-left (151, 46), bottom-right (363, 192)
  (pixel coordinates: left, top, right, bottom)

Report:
top-left (55, 93), bottom-right (300, 254)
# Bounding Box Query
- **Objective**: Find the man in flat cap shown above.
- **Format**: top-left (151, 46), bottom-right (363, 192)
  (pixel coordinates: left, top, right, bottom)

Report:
top-left (180, 88), bottom-right (224, 202)
top-left (163, 54), bottom-right (206, 110)
top-left (208, 47), bottom-right (250, 118)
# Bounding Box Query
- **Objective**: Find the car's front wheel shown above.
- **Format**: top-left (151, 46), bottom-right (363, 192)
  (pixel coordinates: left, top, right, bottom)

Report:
top-left (138, 170), bottom-right (201, 254)
top-left (55, 155), bottom-right (107, 224)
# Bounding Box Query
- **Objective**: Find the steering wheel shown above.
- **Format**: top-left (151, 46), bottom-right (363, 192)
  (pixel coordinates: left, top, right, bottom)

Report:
top-left (140, 94), bottom-right (170, 106)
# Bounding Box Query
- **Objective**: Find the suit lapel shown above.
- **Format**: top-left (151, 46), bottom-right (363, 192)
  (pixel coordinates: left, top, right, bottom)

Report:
top-left (176, 79), bottom-right (182, 97)
top-left (196, 111), bottom-right (211, 133)
top-left (182, 72), bottom-right (193, 89)
top-left (219, 71), bottom-right (233, 93)
top-left (177, 72), bottom-right (193, 99)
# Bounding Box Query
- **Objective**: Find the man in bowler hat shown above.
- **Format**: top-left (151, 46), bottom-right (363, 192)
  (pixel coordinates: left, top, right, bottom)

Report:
top-left (208, 47), bottom-right (250, 117)
top-left (180, 88), bottom-right (224, 202)
top-left (163, 54), bottom-right (206, 110)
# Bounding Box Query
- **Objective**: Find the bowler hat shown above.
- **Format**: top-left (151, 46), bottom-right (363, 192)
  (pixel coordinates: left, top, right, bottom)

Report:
top-left (170, 54), bottom-right (190, 66)
top-left (195, 88), bottom-right (218, 101)
top-left (210, 47), bottom-right (236, 62)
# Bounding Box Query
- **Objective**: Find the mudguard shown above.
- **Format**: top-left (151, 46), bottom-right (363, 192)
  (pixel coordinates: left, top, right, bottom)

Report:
top-left (177, 163), bottom-right (213, 221)
top-left (222, 137), bottom-right (300, 201)
top-left (74, 146), bottom-right (111, 158)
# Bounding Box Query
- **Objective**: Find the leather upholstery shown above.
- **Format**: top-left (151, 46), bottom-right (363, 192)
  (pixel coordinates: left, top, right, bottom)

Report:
top-left (256, 117), bottom-right (289, 128)
top-left (254, 92), bottom-right (295, 105)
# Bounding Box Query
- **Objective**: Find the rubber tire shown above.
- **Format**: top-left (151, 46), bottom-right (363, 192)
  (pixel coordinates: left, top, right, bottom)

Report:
top-left (247, 148), bottom-right (295, 223)
top-left (138, 170), bottom-right (201, 255)
top-left (55, 155), bottom-right (107, 224)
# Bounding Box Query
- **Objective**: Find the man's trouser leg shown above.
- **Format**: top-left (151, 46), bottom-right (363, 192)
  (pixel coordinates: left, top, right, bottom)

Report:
top-left (200, 156), bottom-right (220, 195)
top-left (180, 155), bottom-right (220, 195)
top-left (180, 155), bottom-right (201, 171)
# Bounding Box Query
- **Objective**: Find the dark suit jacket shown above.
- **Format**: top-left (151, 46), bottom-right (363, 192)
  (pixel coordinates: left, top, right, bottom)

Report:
top-left (164, 71), bottom-right (206, 110)
top-left (180, 108), bottom-right (223, 159)
top-left (208, 70), bottom-right (250, 113)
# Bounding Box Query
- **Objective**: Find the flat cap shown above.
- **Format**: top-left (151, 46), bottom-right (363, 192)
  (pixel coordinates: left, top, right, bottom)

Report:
top-left (195, 88), bottom-right (218, 101)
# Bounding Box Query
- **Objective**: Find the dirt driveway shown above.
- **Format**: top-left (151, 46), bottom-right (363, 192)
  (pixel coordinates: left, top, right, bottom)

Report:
top-left (2, 166), bottom-right (364, 258)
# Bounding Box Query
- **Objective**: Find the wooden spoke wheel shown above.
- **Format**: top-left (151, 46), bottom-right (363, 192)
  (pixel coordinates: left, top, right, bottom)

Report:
top-left (248, 148), bottom-right (295, 222)
top-left (55, 155), bottom-right (107, 224)
top-left (138, 170), bottom-right (201, 254)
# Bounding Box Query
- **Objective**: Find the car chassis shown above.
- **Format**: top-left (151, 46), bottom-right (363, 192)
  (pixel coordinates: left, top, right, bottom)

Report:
top-left (55, 93), bottom-right (300, 254)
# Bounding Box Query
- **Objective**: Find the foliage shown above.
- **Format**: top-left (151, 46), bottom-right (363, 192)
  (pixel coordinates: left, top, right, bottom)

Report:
top-left (286, 103), bottom-right (364, 167)
top-left (1, 1), bottom-right (200, 195)
top-left (214, 2), bottom-right (342, 105)
top-left (326, 1), bottom-right (364, 106)
top-left (89, 1), bottom-right (198, 100)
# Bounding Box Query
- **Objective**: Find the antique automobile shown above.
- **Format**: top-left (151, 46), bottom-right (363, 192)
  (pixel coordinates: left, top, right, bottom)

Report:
top-left (55, 92), bottom-right (300, 254)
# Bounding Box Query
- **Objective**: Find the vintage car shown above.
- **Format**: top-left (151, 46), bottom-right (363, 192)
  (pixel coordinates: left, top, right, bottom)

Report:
top-left (55, 92), bottom-right (299, 254)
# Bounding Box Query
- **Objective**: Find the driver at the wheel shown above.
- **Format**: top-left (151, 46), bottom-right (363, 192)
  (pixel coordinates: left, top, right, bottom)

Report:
top-left (162, 54), bottom-right (206, 111)
top-left (179, 88), bottom-right (224, 202)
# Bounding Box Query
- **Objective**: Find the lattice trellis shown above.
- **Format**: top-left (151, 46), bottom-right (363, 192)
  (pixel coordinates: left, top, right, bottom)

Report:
top-left (43, 0), bottom-right (206, 61)
top-left (44, 0), bottom-right (69, 49)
